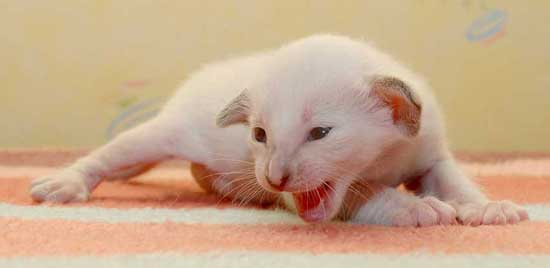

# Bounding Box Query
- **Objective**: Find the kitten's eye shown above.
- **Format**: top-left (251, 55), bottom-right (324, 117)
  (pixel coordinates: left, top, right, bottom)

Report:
top-left (308, 127), bottom-right (332, 141)
top-left (253, 127), bottom-right (267, 143)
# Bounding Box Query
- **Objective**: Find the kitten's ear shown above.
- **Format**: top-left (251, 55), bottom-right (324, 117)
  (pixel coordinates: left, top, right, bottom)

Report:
top-left (370, 76), bottom-right (422, 136)
top-left (216, 90), bottom-right (250, 127)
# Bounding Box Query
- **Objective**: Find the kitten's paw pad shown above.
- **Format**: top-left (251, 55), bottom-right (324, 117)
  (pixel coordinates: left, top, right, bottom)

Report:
top-left (391, 197), bottom-right (457, 227)
top-left (456, 201), bottom-right (528, 226)
top-left (30, 171), bottom-right (90, 203)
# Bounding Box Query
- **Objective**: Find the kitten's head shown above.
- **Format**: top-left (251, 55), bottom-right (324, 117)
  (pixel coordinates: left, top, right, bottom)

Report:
top-left (216, 35), bottom-right (422, 222)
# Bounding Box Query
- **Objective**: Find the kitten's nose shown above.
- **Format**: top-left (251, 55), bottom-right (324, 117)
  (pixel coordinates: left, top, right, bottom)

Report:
top-left (266, 175), bottom-right (289, 191)
top-left (266, 156), bottom-right (289, 191)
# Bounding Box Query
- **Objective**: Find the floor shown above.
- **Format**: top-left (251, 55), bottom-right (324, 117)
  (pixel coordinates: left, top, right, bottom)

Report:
top-left (1, 149), bottom-right (550, 268)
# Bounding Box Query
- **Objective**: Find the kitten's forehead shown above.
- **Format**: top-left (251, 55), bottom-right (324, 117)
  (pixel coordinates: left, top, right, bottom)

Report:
top-left (258, 35), bottom-right (368, 108)
top-left (270, 40), bottom-right (365, 94)
top-left (249, 35), bottom-right (371, 136)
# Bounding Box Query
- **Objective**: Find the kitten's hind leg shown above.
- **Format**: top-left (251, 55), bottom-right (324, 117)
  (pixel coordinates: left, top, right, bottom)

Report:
top-left (190, 163), bottom-right (277, 206)
top-left (30, 120), bottom-right (177, 203)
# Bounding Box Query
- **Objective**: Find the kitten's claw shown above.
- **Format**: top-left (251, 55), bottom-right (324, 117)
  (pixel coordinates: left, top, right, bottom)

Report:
top-left (454, 200), bottom-right (528, 226)
top-left (30, 170), bottom-right (90, 203)
top-left (421, 196), bottom-right (458, 225)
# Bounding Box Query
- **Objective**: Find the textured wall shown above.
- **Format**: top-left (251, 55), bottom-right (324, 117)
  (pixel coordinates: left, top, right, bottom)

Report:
top-left (1, 1), bottom-right (549, 151)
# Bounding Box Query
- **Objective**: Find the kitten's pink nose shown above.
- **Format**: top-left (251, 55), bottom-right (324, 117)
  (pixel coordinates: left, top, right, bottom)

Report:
top-left (266, 175), bottom-right (289, 191)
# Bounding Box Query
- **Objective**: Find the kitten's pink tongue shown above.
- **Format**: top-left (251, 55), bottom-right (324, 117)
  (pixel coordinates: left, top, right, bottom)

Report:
top-left (292, 184), bottom-right (329, 222)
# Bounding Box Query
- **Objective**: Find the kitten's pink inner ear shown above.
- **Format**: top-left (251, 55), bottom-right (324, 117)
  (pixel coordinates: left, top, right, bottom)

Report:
top-left (216, 90), bottom-right (250, 127)
top-left (371, 77), bottom-right (422, 136)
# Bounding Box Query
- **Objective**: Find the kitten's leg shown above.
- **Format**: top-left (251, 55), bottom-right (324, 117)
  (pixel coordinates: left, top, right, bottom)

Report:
top-left (419, 158), bottom-right (528, 225)
top-left (30, 120), bottom-right (176, 203)
top-left (103, 162), bottom-right (158, 181)
top-left (352, 186), bottom-right (457, 226)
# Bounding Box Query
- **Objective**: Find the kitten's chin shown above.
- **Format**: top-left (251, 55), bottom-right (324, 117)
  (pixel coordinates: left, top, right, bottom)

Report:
top-left (291, 181), bottom-right (346, 222)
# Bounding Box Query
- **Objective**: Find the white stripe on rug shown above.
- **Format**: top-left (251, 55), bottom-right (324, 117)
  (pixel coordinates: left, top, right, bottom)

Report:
top-left (0, 202), bottom-right (548, 224)
top-left (2, 251), bottom-right (550, 268)
top-left (2, 159), bottom-right (550, 180)
top-left (462, 159), bottom-right (550, 177)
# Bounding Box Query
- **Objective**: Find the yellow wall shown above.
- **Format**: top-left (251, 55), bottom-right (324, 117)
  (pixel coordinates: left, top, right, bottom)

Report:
top-left (1, 1), bottom-right (549, 151)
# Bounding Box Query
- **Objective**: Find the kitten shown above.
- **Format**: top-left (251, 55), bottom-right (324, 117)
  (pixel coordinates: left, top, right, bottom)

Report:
top-left (30, 34), bottom-right (528, 226)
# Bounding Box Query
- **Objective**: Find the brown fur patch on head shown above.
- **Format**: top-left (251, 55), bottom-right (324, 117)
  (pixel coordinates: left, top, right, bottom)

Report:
top-left (370, 76), bottom-right (422, 136)
top-left (302, 104), bottom-right (313, 122)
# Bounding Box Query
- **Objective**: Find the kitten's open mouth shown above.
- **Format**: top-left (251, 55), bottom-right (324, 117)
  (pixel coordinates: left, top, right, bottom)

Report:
top-left (291, 182), bottom-right (335, 222)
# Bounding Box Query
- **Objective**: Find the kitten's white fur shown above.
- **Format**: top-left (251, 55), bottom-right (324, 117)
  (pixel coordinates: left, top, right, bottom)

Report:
top-left (30, 34), bottom-right (528, 226)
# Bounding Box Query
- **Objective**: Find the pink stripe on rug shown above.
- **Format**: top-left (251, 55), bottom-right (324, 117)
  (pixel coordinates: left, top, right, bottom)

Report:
top-left (1, 176), bottom-right (549, 209)
top-left (1, 219), bottom-right (550, 256)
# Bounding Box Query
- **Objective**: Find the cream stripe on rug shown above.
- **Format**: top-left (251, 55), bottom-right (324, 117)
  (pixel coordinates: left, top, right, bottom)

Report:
top-left (0, 202), bottom-right (302, 224)
top-left (2, 252), bottom-right (550, 268)
top-left (0, 202), bottom-right (548, 223)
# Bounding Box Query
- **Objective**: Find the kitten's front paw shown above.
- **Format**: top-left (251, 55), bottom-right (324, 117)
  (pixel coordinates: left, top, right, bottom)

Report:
top-left (454, 201), bottom-right (529, 226)
top-left (390, 196), bottom-right (457, 227)
top-left (30, 170), bottom-right (90, 203)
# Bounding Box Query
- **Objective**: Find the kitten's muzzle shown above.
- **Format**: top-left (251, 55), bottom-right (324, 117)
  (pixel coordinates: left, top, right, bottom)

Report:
top-left (266, 175), bottom-right (289, 191)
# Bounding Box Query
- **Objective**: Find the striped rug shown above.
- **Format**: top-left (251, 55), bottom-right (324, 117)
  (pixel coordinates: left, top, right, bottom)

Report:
top-left (2, 149), bottom-right (550, 268)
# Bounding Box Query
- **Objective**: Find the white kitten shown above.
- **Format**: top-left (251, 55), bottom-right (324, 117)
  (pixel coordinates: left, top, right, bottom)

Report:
top-left (30, 34), bottom-right (528, 226)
